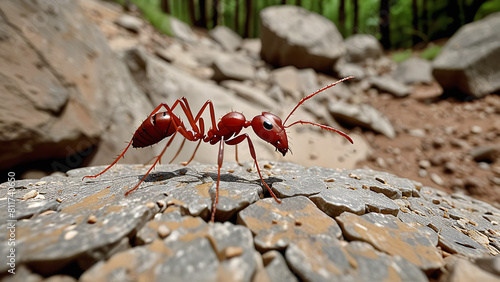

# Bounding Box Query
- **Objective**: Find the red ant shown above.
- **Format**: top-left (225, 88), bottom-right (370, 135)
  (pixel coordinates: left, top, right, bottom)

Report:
top-left (83, 76), bottom-right (354, 222)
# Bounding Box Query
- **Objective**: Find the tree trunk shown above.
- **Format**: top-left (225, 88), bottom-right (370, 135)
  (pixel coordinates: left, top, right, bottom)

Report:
top-left (380, 0), bottom-right (390, 49)
top-left (199, 0), bottom-right (207, 28)
top-left (412, 0), bottom-right (420, 45)
top-left (339, 0), bottom-right (345, 34)
top-left (161, 0), bottom-right (170, 14)
top-left (353, 0), bottom-right (359, 34)
top-left (244, 0), bottom-right (252, 37)
top-left (422, 0), bottom-right (428, 37)
top-left (212, 0), bottom-right (219, 28)
top-left (234, 0), bottom-right (240, 33)
top-left (188, 0), bottom-right (196, 26)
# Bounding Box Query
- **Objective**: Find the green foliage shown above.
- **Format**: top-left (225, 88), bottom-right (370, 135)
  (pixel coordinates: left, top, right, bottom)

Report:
top-left (419, 45), bottom-right (441, 61)
top-left (114, 0), bottom-right (173, 36)
top-left (392, 49), bottom-right (412, 63)
top-left (475, 0), bottom-right (500, 20)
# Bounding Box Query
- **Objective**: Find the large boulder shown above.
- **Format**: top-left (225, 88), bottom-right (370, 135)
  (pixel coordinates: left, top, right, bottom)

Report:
top-left (0, 1), bottom-right (153, 170)
top-left (432, 12), bottom-right (500, 98)
top-left (260, 5), bottom-right (345, 72)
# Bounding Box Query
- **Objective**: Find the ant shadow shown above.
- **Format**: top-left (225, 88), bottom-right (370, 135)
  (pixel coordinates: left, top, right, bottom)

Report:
top-left (140, 168), bottom-right (196, 183)
top-left (139, 167), bottom-right (283, 191)
top-left (205, 171), bottom-right (284, 189)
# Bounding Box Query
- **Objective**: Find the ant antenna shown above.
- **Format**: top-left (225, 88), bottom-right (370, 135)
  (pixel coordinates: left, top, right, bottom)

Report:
top-left (283, 76), bottom-right (354, 126)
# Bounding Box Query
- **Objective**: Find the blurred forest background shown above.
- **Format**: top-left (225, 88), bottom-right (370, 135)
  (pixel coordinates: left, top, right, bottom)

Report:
top-left (114, 0), bottom-right (500, 51)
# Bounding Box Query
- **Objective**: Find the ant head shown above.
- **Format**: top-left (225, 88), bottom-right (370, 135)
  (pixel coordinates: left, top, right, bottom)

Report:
top-left (251, 112), bottom-right (289, 156)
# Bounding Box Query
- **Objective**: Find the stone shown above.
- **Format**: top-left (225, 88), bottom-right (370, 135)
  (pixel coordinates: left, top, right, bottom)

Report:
top-left (260, 6), bottom-right (345, 71)
top-left (212, 54), bottom-right (256, 82)
top-left (336, 212), bottom-right (445, 272)
top-left (475, 256), bottom-right (500, 276)
top-left (241, 38), bottom-right (261, 57)
top-left (2, 162), bottom-right (500, 280)
top-left (271, 66), bottom-right (301, 100)
top-left (369, 75), bottom-right (412, 97)
top-left (262, 251), bottom-right (298, 282)
top-left (270, 166), bottom-right (327, 198)
top-left (286, 236), bottom-right (427, 281)
top-left (328, 101), bottom-right (396, 138)
top-left (393, 57), bottom-right (433, 85)
top-left (170, 16), bottom-right (197, 43)
top-left (469, 146), bottom-right (499, 163)
top-left (334, 62), bottom-right (366, 81)
top-left (432, 12), bottom-right (500, 98)
top-left (297, 68), bottom-right (319, 96)
top-left (220, 80), bottom-right (276, 111)
top-left (209, 25), bottom-right (242, 52)
top-left (114, 14), bottom-right (143, 33)
top-left (344, 34), bottom-right (383, 63)
top-left (441, 256), bottom-right (500, 282)
top-left (237, 196), bottom-right (342, 251)
top-left (430, 173), bottom-right (445, 186)
top-left (0, 0), bottom-right (154, 170)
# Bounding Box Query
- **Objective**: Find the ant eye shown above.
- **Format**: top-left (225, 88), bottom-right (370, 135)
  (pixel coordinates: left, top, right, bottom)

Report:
top-left (263, 120), bottom-right (273, 130)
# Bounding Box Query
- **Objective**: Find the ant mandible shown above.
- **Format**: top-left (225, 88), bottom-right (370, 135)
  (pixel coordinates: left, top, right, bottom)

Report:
top-left (83, 76), bottom-right (354, 222)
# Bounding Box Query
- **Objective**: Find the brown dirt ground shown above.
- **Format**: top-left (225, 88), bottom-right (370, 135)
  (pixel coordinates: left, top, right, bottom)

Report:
top-left (357, 82), bottom-right (500, 207)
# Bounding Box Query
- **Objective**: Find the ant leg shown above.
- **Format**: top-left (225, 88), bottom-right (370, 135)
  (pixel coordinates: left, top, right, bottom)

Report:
top-left (180, 117), bottom-right (204, 166)
top-left (226, 134), bottom-right (281, 204)
top-left (234, 144), bottom-right (243, 166)
top-left (82, 139), bottom-right (133, 181)
top-left (168, 138), bottom-right (187, 164)
top-left (211, 140), bottom-right (224, 222)
top-left (125, 131), bottom-right (179, 196)
top-left (181, 140), bottom-right (202, 166)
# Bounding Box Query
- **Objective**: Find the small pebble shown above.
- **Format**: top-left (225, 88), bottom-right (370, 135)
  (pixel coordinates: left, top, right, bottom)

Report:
top-left (87, 215), bottom-right (98, 224)
top-left (64, 230), bottom-right (78, 240)
top-left (20, 190), bottom-right (38, 200)
top-left (158, 225), bottom-right (171, 238)
top-left (409, 128), bottom-right (426, 138)
top-left (478, 162), bottom-right (490, 170)
top-left (418, 160), bottom-right (431, 169)
top-left (146, 202), bottom-right (156, 209)
top-left (444, 162), bottom-right (457, 174)
top-left (35, 181), bottom-right (47, 186)
top-left (471, 125), bottom-right (482, 134)
top-left (349, 173), bottom-right (360, 180)
top-left (430, 173), bottom-right (445, 186)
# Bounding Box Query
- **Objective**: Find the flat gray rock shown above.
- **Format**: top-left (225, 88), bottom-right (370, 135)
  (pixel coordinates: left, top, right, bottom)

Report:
top-left (337, 212), bottom-right (445, 272)
top-left (369, 75), bottom-right (412, 97)
top-left (393, 57), bottom-right (433, 85)
top-left (328, 101), bottom-right (396, 138)
top-left (2, 162), bottom-right (500, 280)
top-left (209, 25), bottom-right (243, 52)
top-left (238, 196), bottom-right (342, 251)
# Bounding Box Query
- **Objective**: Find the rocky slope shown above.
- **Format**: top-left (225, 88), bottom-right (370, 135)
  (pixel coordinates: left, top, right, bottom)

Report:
top-left (1, 162), bottom-right (500, 280)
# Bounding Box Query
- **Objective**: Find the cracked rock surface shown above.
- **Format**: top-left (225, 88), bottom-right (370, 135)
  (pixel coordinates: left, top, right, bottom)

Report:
top-left (1, 162), bottom-right (500, 281)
